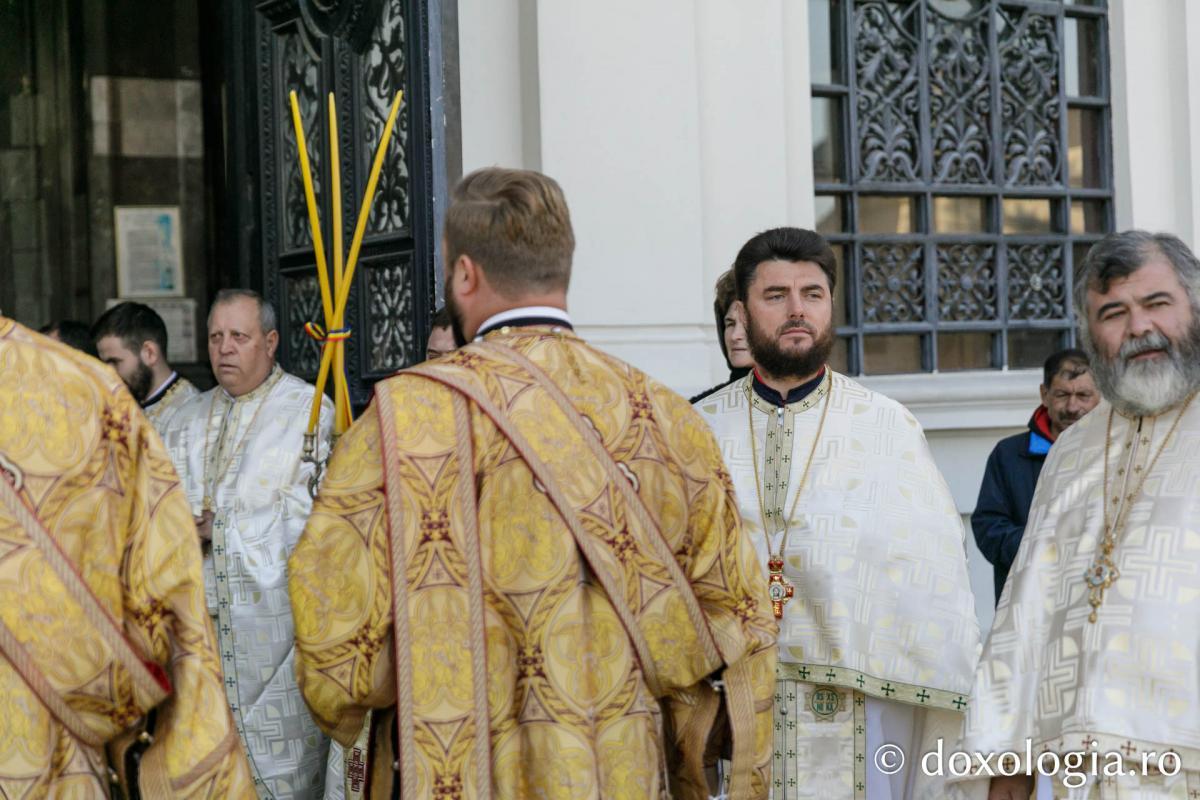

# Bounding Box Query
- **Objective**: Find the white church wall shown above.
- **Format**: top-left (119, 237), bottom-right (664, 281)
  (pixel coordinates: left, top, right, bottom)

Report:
top-left (456, 0), bottom-right (1200, 637)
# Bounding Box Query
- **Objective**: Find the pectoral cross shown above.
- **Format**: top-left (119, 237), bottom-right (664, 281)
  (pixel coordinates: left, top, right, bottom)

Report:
top-left (1084, 551), bottom-right (1119, 623)
top-left (767, 556), bottom-right (794, 619)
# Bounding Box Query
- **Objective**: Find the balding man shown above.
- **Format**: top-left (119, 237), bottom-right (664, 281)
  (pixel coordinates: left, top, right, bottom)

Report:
top-left (161, 289), bottom-right (338, 799)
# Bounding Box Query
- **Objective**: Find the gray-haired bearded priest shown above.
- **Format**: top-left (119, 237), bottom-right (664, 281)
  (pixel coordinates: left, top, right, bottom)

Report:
top-left (957, 230), bottom-right (1200, 800)
top-left (694, 227), bottom-right (980, 799)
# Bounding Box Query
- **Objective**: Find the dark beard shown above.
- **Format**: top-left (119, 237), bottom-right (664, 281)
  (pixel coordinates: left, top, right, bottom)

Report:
top-left (445, 290), bottom-right (469, 348)
top-left (745, 312), bottom-right (834, 381)
top-left (129, 359), bottom-right (154, 402)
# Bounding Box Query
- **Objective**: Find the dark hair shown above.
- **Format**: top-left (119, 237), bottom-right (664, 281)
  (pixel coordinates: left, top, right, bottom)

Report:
top-left (712, 269), bottom-right (737, 361)
top-left (209, 288), bottom-right (278, 334)
top-left (1042, 348), bottom-right (1090, 388)
top-left (733, 227), bottom-right (838, 303)
top-left (91, 302), bottom-right (168, 357)
top-left (444, 167), bottom-right (575, 296)
top-left (1076, 230), bottom-right (1200, 338)
top-left (431, 306), bottom-right (451, 329)
top-left (40, 320), bottom-right (97, 357)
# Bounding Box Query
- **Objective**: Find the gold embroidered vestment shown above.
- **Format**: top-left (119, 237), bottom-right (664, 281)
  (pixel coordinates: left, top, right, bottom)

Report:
top-left (0, 317), bottom-right (254, 798)
top-left (290, 329), bottom-right (778, 799)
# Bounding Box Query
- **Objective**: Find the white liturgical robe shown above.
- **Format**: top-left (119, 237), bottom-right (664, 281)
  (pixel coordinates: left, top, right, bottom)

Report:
top-left (163, 364), bottom-right (341, 800)
top-left (953, 394), bottom-right (1200, 799)
top-left (141, 370), bottom-right (198, 435)
top-left (696, 371), bottom-right (981, 800)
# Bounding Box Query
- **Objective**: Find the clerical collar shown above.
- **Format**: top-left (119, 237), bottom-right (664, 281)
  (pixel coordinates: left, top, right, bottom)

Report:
top-left (475, 306), bottom-right (573, 339)
top-left (751, 367), bottom-right (827, 408)
top-left (142, 371), bottom-right (179, 409)
top-left (221, 363), bottom-right (283, 404)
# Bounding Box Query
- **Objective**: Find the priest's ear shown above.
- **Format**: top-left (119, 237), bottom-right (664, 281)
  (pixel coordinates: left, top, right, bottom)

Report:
top-left (140, 339), bottom-right (163, 368)
top-left (451, 253), bottom-right (483, 298)
top-left (265, 327), bottom-right (279, 360)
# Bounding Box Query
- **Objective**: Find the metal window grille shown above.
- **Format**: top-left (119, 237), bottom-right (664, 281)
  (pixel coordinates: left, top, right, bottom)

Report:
top-left (810, 0), bottom-right (1113, 375)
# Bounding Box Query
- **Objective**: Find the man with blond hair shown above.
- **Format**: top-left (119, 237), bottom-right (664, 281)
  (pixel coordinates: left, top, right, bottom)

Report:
top-left (290, 168), bottom-right (778, 799)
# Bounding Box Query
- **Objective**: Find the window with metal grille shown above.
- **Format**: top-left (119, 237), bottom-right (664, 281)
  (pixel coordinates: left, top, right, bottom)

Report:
top-left (810, 0), bottom-right (1112, 375)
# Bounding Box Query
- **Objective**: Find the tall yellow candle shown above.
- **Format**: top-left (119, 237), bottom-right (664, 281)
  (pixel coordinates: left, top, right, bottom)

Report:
top-left (288, 91), bottom-right (334, 324)
top-left (327, 93), bottom-right (349, 435)
top-left (336, 90), bottom-right (403, 315)
top-left (288, 91), bottom-right (335, 436)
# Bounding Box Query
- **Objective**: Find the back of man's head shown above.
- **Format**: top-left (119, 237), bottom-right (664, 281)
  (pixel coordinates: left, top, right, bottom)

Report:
top-left (41, 320), bottom-right (97, 357)
top-left (92, 302), bottom-right (169, 359)
top-left (444, 168), bottom-right (575, 297)
top-left (1042, 347), bottom-right (1090, 388)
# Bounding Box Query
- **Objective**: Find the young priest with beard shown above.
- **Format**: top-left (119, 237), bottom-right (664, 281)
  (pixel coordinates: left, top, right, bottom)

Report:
top-left (695, 227), bottom-right (980, 800)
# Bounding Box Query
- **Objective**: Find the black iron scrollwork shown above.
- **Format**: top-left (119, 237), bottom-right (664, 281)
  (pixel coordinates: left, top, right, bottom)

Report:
top-left (367, 259), bottom-right (414, 372)
top-left (937, 244), bottom-right (997, 321)
top-left (928, 3), bottom-right (991, 184)
top-left (286, 274), bottom-right (324, 375)
top-left (863, 244), bottom-right (925, 323)
top-left (1007, 244), bottom-right (1066, 319)
top-left (855, 2), bottom-right (921, 183)
top-left (362, 0), bottom-right (410, 235)
top-left (999, 7), bottom-right (1061, 186)
top-left (258, 0), bottom-right (387, 55)
top-left (281, 31), bottom-right (321, 252)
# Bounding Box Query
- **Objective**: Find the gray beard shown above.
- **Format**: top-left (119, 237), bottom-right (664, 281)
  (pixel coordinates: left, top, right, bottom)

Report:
top-left (1087, 322), bottom-right (1200, 416)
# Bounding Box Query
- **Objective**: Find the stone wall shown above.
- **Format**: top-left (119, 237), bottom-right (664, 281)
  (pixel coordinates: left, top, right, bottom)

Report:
top-left (0, 0), bottom-right (212, 382)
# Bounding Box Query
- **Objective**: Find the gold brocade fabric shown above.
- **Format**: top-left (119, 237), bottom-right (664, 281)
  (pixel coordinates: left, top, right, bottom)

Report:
top-left (0, 318), bottom-right (254, 798)
top-left (290, 329), bottom-right (778, 799)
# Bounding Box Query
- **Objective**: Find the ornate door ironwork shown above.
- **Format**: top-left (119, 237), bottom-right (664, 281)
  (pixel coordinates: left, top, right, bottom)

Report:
top-left (224, 0), bottom-right (436, 407)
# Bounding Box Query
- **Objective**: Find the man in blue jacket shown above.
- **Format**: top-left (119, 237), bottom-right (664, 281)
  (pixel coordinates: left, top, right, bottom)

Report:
top-left (972, 348), bottom-right (1099, 604)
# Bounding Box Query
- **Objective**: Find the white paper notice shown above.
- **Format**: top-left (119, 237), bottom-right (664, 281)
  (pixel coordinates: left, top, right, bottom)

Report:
top-left (115, 206), bottom-right (184, 297)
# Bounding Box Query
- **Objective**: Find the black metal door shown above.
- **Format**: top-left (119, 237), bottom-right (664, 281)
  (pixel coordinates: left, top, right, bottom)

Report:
top-left (221, 0), bottom-right (436, 408)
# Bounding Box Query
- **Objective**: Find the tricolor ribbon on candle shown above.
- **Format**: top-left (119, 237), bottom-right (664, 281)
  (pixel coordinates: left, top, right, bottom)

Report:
top-left (287, 87), bottom-right (404, 460)
top-left (303, 322), bottom-right (352, 343)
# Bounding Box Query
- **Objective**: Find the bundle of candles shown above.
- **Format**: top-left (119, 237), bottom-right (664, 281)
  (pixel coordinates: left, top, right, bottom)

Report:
top-left (287, 87), bottom-right (403, 478)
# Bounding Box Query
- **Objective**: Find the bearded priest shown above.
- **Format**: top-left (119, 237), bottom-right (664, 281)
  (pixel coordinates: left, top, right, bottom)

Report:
top-left (694, 227), bottom-right (980, 799)
top-left (960, 230), bottom-right (1200, 800)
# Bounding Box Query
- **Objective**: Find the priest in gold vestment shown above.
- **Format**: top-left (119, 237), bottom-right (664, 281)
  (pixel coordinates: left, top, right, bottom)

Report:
top-left (696, 228), bottom-right (981, 800)
top-left (290, 168), bottom-right (778, 799)
top-left (0, 317), bottom-right (254, 798)
top-left (957, 231), bottom-right (1200, 800)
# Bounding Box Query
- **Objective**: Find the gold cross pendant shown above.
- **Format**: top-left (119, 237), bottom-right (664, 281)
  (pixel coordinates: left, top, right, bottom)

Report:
top-left (767, 556), bottom-right (794, 619)
top-left (1084, 556), bottom-right (1119, 623)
